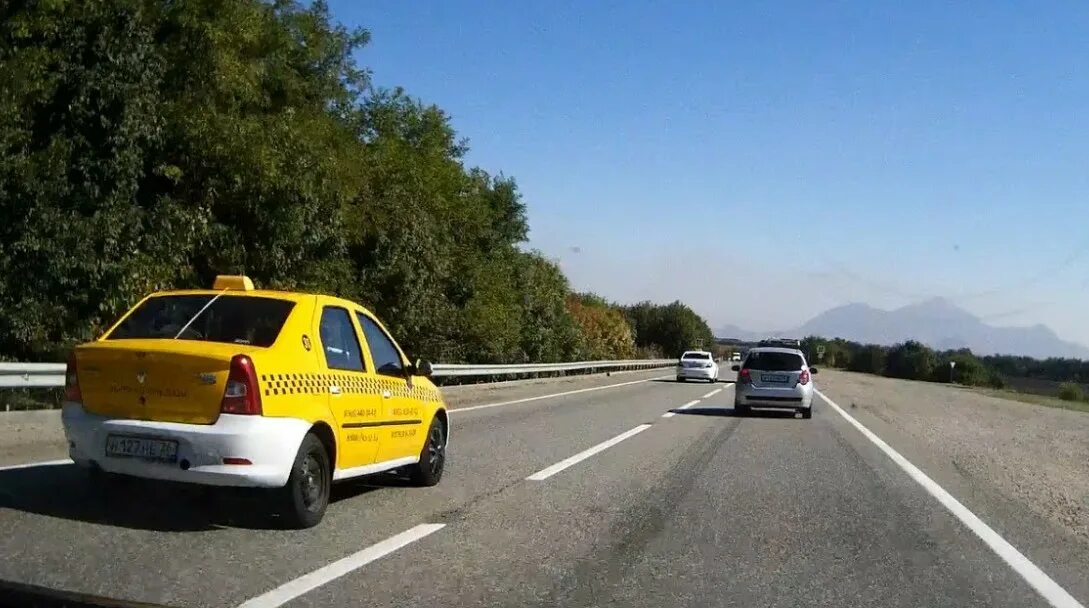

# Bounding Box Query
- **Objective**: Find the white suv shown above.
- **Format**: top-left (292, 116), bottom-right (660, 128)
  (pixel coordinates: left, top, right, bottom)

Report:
top-left (676, 350), bottom-right (719, 383)
top-left (732, 347), bottom-right (818, 418)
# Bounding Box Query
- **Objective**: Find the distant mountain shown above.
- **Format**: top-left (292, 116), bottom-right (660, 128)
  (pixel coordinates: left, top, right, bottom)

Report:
top-left (718, 298), bottom-right (1089, 360)
top-left (714, 324), bottom-right (766, 342)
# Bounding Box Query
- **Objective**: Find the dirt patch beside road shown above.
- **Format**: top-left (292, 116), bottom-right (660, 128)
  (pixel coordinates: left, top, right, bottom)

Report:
top-left (817, 369), bottom-right (1089, 541)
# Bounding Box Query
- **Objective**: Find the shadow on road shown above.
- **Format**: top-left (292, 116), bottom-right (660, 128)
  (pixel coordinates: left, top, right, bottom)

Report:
top-left (671, 407), bottom-right (799, 419)
top-left (651, 379), bottom-right (735, 384)
top-left (0, 463), bottom-right (407, 532)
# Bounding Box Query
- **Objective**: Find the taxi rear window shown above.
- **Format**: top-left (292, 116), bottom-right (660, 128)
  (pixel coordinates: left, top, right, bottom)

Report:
top-left (106, 295), bottom-right (295, 347)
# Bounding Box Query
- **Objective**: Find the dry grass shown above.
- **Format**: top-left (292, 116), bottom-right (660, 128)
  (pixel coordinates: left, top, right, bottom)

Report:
top-left (973, 387), bottom-right (1089, 414)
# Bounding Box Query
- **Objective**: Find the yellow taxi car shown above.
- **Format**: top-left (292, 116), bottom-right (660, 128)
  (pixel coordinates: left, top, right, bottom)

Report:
top-left (61, 275), bottom-right (448, 528)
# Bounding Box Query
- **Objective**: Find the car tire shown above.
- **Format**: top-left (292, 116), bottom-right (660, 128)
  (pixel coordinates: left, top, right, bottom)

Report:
top-left (277, 432), bottom-right (331, 529)
top-left (409, 416), bottom-right (446, 487)
top-left (676, 377), bottom-right (685, 382)
top-left (734, 402), bottom-right (749, 416)
top-left (801, 408), bottom-right (813, 419)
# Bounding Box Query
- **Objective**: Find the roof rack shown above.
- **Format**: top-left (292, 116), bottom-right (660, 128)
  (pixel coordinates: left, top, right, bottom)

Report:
top-left (757, 337), bottom-right (801, 348)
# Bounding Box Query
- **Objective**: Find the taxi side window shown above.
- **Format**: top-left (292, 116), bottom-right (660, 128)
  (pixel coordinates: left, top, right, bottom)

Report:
top-left (356, 313), bottom-right (404, 377)
top-left (319, 307), bottom-right (365, 371)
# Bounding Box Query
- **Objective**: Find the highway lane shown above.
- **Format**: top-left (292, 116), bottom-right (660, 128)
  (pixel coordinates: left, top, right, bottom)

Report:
top-left (0, 368), bottom-right (1084, 608)
top-left (0, 369), bottom-right (706, 606)
top-left (286, 386), bottom-right (1060, 608)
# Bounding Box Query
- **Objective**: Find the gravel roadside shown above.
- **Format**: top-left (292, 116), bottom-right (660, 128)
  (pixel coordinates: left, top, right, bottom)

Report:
top-left (817, 369), bottom-right (1089, 543)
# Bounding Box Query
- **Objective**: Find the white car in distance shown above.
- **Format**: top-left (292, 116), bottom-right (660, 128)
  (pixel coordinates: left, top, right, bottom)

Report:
top-left (676, 350), bottom-right (719, 383)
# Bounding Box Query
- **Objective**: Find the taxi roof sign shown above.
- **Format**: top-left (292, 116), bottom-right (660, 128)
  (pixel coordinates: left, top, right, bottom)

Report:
top-left (213, 275), bottom-right (255, 291)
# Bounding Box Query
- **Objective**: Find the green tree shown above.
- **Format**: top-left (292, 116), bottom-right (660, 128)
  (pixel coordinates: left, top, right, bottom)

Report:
top-left (885, 341), bottom-right (937, 380)
top-left (847, 344), bottom-right (888, 374)
top-left (622, 301), bottom-right (714, 358)
top-left (932, 350), bottom-right (989, 386)
top-left (0, 0), bottom-right (708, 368)
top-left (567, 293), bottom-right (637, 360)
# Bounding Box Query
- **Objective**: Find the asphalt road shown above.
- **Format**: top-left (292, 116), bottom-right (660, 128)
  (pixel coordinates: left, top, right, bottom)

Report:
top-left (0, 367), bottom-right (1084, 608)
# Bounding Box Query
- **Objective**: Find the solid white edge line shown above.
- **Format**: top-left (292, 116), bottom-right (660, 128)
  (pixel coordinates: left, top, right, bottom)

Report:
top-left (0, 458), bottom-right (72, 472)
top-left (526, 424), bottom-right (652, 481)
top-left (701, 388), bottom-right (722, 399)
top-left (450, 375), bottom-right (669, 414)
top-left (236, 523), bottom-right (446, 608)
top-left (816, 389), bottom-right (1084, 608)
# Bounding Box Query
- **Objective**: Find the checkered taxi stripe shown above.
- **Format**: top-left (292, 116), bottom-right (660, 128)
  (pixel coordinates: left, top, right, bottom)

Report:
top-left (259, 372), bottom-right (441, 402)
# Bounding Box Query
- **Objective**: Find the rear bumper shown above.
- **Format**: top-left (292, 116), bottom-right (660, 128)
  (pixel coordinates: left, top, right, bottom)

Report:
top-left (677, 367), bottom-right (717, 379)
top-left (736, 386), bottom-right (813, 409)
top-left (61, 403), bottom-right (312, 488)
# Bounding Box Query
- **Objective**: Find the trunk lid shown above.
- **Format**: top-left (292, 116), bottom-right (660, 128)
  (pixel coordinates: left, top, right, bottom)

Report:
top-left (75, 341), bottom-right (259, 424)
top-left (743, 351), bottom-right (804, 388)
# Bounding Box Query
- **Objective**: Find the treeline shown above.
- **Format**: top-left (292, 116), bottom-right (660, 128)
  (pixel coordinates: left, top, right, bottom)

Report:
top-left (801, 336), bottom-right (1089, 402)
top-left (0, 1), bottom-right (713, 363)
top-left (800, 337), bottom-right (1006, 388)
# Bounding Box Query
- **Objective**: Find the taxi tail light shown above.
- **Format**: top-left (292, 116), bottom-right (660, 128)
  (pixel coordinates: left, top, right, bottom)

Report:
top-left (64, 352), bottom-right (82, 402)
top-left (798, 369), bottom-right (810, 386)
top-left (738, 368), bottom-right (752, 384)
top-left (221, 355), bottom-right (262, 415)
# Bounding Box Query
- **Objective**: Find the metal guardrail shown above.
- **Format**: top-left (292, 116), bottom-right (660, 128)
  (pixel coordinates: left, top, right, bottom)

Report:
top-left (0, 359), bottom-right (676, 388)
top-left (431, 359), bottom-right (675, 377)
top-left (0, 363), bottom-right (66, 388)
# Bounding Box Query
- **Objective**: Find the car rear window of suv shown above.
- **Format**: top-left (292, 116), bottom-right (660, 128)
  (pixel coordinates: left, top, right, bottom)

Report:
top-left (106, 295), bottom-right (295, 347)
top-left (682, 352), bottom-right (711, 359)
top-left (743, 351), bottom-right (803, 371)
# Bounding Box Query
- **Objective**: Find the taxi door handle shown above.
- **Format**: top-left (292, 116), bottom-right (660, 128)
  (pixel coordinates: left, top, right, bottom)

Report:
top-left (382, 390), bottom-right (392, 399)
top-left (329, 385), bottom-right (341, 396)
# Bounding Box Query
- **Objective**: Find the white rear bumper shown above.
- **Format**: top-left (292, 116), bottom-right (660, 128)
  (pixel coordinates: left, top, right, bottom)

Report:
top-left (61, 403), bottom-right (312, 488)
top-left (677, 367), bottom-right (718, 379)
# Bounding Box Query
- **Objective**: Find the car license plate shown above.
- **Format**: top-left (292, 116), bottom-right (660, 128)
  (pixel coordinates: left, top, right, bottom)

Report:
top-left (761, 374), bottom-right (789, 383)
top-left (106, 435), bottom-right (178, 462)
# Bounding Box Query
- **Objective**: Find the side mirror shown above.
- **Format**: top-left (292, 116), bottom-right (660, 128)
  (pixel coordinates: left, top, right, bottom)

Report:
top-left (731, 365), bottom-right (740, 372)
top-left (809, 367), bottom-right (819, 374)
top-left (413, 358), bottom-right (433, 378)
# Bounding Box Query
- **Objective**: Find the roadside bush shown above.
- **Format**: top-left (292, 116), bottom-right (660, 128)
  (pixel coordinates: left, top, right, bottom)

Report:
top-left (885, 341), bottom-right (936, 381)
top-left (847, 344), bottom-right (887, 374)
top-left (932, 351), bottom-right (989, 386)
top-left (1058, 382), bottom-right (1084, 402)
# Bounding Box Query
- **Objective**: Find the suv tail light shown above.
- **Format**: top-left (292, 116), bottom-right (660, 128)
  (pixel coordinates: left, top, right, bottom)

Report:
top-left (798, 369), bottom-right (810, 386)
top-left (221, 355), bottom-right (262, 415)
top-left (64, 352), bottom-right (81, 402)
top-left (738, 368), bottom-right (751, 384)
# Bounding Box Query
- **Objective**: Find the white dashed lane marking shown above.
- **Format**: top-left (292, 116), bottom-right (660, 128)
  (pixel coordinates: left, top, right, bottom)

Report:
top-left (526, 424), bottom-right (653, 481)
top-left (237, 524), bottom-right (446, 608)
top-left (662, 399), bottom-right (701, 418)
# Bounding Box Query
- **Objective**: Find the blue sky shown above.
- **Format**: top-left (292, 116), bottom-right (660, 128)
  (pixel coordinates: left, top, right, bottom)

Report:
top-left (330, 0), bottom-right (1089, 346)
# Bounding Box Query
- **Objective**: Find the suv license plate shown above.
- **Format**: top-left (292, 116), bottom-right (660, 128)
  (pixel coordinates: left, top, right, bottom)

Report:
top-left (761, 374), bottom-right (789, 383)
top-left (106, 435), bottom-right (179, 463)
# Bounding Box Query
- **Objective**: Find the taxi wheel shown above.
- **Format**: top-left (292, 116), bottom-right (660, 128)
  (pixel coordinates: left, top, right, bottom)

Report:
top-left (278, 433), bottom-right (331, 529)
top-left (409, 417), bottom-right (446, 487)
